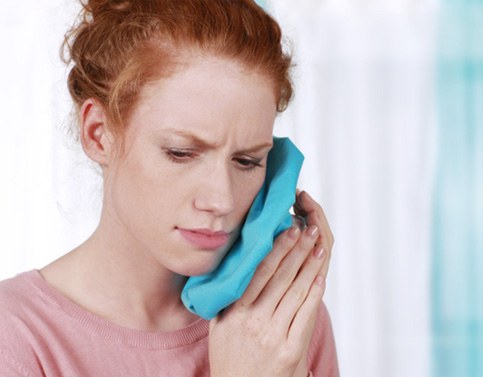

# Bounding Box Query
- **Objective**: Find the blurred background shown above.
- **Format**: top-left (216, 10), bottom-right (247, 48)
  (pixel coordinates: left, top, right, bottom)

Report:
top-left (1, 0), bottom-right (482, 376)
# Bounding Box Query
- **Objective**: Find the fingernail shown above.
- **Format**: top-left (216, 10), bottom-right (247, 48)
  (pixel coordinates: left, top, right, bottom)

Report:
top-left (307, 225), bottom-right (319, 238)
top-left (289, 226), bottom-right (300, 239)
top-left (315, 275), bottom-right (325, 287)
top-left (313, 246), bottom-right (325, 259)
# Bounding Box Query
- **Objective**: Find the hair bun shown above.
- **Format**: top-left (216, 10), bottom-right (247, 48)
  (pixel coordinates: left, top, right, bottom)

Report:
top-left (84, 0), bottom-right (136, 20)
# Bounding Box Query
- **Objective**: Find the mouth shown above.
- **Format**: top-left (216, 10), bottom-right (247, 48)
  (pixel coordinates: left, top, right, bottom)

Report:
top-left (176, 227), bottom-right (231, 250)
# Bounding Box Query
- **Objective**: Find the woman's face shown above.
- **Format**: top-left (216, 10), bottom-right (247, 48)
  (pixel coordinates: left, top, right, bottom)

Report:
top-left (102, 56), bottom-right (277, 276)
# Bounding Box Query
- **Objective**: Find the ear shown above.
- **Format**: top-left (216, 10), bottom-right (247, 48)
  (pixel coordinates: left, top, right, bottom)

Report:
top-left (79, 99), bottom-right (115, 167)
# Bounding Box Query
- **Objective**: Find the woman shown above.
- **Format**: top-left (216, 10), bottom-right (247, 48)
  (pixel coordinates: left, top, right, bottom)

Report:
top-left (0, 1), bottom-right (338, 376)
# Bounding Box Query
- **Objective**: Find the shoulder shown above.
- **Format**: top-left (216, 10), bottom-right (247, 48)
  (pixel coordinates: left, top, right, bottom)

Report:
top-left (307, 301), bottom-right (340, 377)
top-left (0, 271), bottom-right (47, 376)
top-left (0, 271), bottom-right (35, 316)
top-left (0, 270), bottom-right (42, 319)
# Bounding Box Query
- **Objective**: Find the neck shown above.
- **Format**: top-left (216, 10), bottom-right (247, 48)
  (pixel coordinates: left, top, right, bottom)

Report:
top-left (41, 214), bottom-right (199, 332)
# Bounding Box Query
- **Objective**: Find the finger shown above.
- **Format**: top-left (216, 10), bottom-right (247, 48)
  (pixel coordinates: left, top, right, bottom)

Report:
top-left (272, 242), bottom-right (326, 328)
top-left (287, 274), bottom-right (326, 343)
top-left (297, 192), bottom-right (334, 276)
top-left (298, 191), bottom-right (334, 249)
top-left (237, 226), bottom-right (301, 307)
top-left (293, 191), bottom-right (307, 218)
top-left (254, 225), bottom-right (319, 313)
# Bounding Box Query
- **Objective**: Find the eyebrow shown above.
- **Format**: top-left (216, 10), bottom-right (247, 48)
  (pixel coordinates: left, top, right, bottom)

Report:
top-left (165, 129), bottom-right (273, 153)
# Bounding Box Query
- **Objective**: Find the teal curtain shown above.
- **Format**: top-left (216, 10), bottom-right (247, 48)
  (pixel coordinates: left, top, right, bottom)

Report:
top-left (433, 1), bottom-right (483, 376)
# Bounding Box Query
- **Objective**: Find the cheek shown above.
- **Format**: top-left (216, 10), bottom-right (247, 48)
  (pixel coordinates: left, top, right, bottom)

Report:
top-left (107, 153), bottom-right (175, 224)
top-left (233, 172), bottom-right (266, 217)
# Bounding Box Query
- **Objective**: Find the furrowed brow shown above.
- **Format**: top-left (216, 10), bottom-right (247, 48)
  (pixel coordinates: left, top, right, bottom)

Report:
top-left (166, 129), bottom-right (273, 153)
top-left (167, 130), bottom-right (215, 149)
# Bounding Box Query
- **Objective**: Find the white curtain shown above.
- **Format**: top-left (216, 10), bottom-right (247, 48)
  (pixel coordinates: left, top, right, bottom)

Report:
top-left (1, 1), bottom-right (436, 376)
top-left (270, 1), bottom-right (436, 376)
top-left (0, 0), bottom-right (101, 278)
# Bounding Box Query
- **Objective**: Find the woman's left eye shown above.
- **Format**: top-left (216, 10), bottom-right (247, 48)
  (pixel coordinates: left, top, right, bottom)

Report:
top-left (234, 157), bottom-right (263, 171)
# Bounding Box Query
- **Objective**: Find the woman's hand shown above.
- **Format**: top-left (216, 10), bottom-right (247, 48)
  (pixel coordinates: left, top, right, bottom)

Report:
top-left (293, 190), bottom-right (333, 298)
top-left (209, 191), bottom-right (334, 377)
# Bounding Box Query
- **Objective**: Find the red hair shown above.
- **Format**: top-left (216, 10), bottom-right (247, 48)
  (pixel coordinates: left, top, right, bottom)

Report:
top-left (63, 0), bottom-right (293, 136)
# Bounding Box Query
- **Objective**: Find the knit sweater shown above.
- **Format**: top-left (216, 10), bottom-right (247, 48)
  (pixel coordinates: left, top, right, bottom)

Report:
top-left (0, 270), bottom-right (339, 376)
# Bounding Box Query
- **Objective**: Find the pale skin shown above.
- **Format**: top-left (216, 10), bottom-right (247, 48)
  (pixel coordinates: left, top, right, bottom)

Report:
top-left (41, 54), bottom-right (333, 376)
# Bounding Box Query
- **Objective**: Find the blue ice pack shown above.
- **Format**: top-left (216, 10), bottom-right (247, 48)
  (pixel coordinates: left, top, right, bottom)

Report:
top-left (181, 137), bottom-right (304, 320)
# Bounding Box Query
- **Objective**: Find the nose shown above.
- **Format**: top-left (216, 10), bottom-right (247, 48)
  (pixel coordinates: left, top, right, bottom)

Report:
top-left (194, 162), bottom-right (235, 216)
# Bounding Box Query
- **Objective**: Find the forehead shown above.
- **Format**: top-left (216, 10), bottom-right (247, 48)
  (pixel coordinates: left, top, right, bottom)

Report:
top-left (139, 54), bottom-right (276, 104)
top-left (128, 55), bottom-right (277, 142)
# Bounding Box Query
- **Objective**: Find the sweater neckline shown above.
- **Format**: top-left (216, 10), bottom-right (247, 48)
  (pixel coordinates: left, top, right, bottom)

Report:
top-left (22, 270), bottom-right (210, 350)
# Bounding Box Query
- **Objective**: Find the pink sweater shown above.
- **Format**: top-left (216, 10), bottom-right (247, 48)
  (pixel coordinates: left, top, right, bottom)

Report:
top-left (0, 271), bottom-right (339, 376)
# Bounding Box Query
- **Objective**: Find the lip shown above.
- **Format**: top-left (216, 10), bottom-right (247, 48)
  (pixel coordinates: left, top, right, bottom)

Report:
top-left (177, 228), bottom-right (230, 250)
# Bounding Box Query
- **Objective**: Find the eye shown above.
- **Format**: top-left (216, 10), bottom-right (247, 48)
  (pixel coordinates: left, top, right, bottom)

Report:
top-left (164, 148), bottom-right (197, 163)
top-left (233, 157), bottom-right (263, 171)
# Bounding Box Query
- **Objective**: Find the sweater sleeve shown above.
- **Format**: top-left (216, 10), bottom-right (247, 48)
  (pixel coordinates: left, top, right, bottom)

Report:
top-left (0, 280), bottom-right (44, 377)
top-left (0, 348), bottom-right (40, 377)
top-left (306, 301), bottom-right (339, 377)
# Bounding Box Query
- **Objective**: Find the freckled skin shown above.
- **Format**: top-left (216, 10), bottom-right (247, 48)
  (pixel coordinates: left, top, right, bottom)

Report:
top-left (102, 56), bottom-right (278, 277)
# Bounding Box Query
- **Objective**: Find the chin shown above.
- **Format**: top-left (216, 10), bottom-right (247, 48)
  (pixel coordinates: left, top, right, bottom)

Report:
top-left (170, 252), bottom-right (225, 278)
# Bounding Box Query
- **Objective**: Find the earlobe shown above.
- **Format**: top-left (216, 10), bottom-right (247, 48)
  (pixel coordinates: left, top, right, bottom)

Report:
top-left (79, 99), bottom-right (113, 166)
